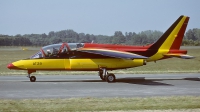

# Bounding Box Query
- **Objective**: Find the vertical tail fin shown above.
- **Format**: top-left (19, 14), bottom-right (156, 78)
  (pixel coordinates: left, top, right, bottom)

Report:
top-left (145, 15), bottom-right (190, 59)
top-left (150, 15), bottom-right (189, 50)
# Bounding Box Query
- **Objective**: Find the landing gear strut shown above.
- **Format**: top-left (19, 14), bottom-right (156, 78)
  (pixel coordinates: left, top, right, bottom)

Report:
top-left (27, 70), bottom-right (36, 82)
top-left (99, 68), bottom-right (116, 83)
top-left (98, 71), bottom-right (105, 81)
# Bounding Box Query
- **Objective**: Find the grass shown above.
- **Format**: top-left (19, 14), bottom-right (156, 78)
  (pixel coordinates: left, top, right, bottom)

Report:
top-left (1, 46), bottom-right (200, 75)
top-left (0, 96), bottom-right (200, 111)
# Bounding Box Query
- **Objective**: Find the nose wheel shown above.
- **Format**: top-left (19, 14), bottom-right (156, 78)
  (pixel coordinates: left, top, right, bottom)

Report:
top-left (30, 76), bottom-right (36, 82)
top-left (28, 74), bottom-right (36, 82)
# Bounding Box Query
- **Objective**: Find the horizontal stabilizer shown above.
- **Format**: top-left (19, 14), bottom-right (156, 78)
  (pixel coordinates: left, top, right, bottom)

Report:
top-left (78, 48), bottom-right (148, 60)
top-left (163, 54), bottom-right (195, 59)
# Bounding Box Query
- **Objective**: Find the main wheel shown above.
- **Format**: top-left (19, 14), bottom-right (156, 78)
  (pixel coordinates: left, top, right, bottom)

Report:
top-left (30, 76), bottom-right (36, 82)
top-left (106, 73), bottom-right (116, 83)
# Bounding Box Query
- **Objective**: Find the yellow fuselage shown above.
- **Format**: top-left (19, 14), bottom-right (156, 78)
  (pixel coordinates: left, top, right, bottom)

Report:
top-left (12, 58), bottom-right (145, 71)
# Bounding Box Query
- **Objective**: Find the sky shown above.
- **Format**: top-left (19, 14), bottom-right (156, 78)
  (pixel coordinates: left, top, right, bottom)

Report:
top-left (0, 0), bottom-right (200, 36)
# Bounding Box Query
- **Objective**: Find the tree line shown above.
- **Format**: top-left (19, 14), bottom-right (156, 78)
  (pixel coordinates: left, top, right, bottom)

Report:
top-left (0, 28), bottom-right (200, 46)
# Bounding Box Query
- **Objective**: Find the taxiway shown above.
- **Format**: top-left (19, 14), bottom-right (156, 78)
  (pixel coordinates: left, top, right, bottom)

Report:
top-left (0, 73), bottom-right (200, 99)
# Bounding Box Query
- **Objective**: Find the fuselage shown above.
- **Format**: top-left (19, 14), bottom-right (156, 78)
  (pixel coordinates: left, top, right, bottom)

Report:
top-left (9, 58), bottom-right (145, 71)
top-left (7, 43), bottom-right (147, 71)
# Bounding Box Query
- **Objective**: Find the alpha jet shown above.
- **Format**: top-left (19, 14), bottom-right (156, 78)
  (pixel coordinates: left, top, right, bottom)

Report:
top-left (7, 15), bottom-right (194, 82)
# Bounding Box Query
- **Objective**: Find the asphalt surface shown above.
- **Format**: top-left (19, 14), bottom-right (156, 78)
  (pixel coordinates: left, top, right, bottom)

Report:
top-left (0, 73), bottom-right (200, 99)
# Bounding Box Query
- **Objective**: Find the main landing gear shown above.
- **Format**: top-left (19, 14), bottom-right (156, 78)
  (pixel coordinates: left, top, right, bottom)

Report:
top-left (98, 68), bottom-right (116, 83)
top-left (27, 70), bottom-right (36, 82)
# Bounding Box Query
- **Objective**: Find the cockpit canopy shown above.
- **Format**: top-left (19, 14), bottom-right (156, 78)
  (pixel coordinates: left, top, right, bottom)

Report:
top-left (30, 43), bottom-right (84, 59)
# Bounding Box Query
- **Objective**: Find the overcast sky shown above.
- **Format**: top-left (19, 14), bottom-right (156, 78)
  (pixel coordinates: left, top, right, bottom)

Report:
top-left (1, 0), bottom-right (200, 36)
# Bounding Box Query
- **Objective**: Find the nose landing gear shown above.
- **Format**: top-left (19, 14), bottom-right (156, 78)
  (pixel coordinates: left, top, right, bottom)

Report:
top-left (27, 70), bottom-right (36, 82)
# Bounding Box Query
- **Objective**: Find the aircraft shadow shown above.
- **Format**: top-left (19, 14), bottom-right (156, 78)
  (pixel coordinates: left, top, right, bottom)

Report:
top-left (118, 77), bottom-right (200, 85)
top-left (183, 78), bottom-right (200, 81)
top-left (116, 77), bottom-right (173, 86)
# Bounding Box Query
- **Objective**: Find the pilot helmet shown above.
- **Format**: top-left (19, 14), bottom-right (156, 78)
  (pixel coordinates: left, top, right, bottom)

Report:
top-left (47, 49), bottom-right (51, 53)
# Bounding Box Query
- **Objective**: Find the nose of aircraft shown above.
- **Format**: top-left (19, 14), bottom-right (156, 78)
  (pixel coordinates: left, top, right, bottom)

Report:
top-left (7, 63), bottom-right (17, 69)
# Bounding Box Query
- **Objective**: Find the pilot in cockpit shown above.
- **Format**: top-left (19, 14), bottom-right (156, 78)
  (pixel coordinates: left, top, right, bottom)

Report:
top-left (46, 49), bottom-right (51, 57)
top-left (61, 49), bottom-right (67, 53)
top-left (52, 47), bottom-right (58, 55)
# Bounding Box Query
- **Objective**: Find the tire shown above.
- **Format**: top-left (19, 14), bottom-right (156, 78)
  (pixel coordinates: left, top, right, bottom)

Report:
top-left (106, 73), bottom-right (116, 83)
top-left (30, 76), bottom-right (36, 82)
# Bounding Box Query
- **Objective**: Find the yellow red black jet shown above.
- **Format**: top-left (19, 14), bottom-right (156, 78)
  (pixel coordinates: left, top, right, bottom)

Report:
top-left (7, 15), bottom-right (194, 82)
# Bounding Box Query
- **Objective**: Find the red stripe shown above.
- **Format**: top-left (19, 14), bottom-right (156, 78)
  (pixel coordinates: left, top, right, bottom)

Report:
top-left (170, 17), bottom-right (189, 50)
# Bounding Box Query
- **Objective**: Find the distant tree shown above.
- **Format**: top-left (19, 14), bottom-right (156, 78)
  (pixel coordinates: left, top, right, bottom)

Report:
top-left (41, 33), bottom-right (47, 38)
top-left (113, 31), bottom-right (125, 44)
top-left (186, 29), bottom-right (196, 40)
top-left (193, 28), bottom-right (200, 41)
top-left (1, 28), bottom-right (200, 46)
top-left (112, 36), bottom-right (121, 44)
top-left (85, 34), bottom-right (91, 42)
top-left (52, 38), bottom-right (62, 44)
top-left (48, 31), bottom-right (55, 38)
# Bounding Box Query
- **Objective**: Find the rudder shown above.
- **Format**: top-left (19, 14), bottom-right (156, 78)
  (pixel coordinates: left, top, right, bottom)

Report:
top-left (170, 16), bottom-right (189, 49)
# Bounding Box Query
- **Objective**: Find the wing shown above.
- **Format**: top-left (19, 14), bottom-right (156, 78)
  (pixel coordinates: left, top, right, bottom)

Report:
top-left (77, 48), bottom-right (148, 60)
top-left (163, 53), bottom-right (195, 59)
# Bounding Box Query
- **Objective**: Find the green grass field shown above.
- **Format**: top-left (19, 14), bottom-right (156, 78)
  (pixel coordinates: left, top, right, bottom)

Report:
top-left (1, 96), bottom-right (200, 111)
top-left (1, 46), bottom-right (200, 75)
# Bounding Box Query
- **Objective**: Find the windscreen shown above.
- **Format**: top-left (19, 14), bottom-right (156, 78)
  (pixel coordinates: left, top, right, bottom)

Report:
top-left (30, 51), bottom-right (43, 59)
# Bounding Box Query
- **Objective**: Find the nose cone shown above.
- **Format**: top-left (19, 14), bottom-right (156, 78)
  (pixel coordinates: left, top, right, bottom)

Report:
top-left (7, 63), bottom-right (17, 69)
